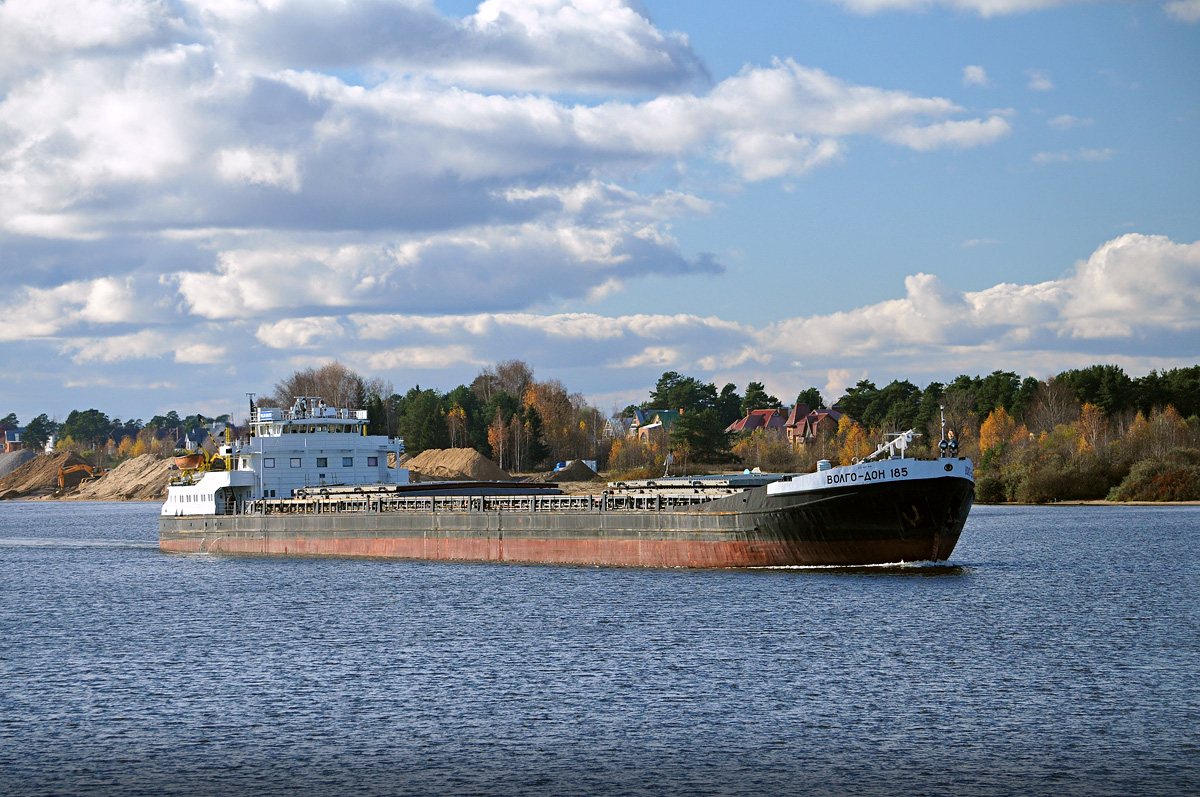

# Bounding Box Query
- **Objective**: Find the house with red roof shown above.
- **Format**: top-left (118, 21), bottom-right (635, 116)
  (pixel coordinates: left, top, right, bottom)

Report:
top-left (785, 404), bottom-right (843, 448)
top-left (724, 408), bottom-right (789, 434)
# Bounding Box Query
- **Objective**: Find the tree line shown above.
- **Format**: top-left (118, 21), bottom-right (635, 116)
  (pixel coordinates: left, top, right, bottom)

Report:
top-left (6, 362), bottom-right (1198, 498)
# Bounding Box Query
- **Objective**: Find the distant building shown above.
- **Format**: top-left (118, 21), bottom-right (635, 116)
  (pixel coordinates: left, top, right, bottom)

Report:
top-left (725, 408), bottom-right (789, 434)
top-left (785, 404), bottom-right (843, 448)
top-left (629, 409), bottom-right (682, 445)
top-left (1, 424), bottom-right (23, 453)
top-left (602, 417), bottom-right (630, 440)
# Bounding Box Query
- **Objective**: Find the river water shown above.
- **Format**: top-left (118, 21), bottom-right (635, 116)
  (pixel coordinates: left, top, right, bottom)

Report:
top-left (0, 501), bottom-right (1196, 796)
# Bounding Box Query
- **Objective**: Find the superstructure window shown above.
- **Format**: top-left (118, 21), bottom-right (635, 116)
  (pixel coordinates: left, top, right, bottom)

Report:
top-left (290, 458), bottom-right (301, 468)
top-left (367, 457), bottom-right (378, 467)
top-left (343, 457), bottom-right (353, 467)
top-left (317, 457), bottom-right (328, 467)
top-left (264, 458), bottom-right (275, 468)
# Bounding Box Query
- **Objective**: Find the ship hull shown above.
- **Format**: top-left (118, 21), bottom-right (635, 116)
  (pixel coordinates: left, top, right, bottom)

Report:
top-left (159, 474), bottom-right (973, 568)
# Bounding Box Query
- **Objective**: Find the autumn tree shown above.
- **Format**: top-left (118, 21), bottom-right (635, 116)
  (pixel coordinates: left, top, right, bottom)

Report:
top-left (835, 416), bottom-right (874, 464)
top-left (1075, 403), bottom-right (1109, 453)
top-left (980, 407), bottom-right (1017, 453)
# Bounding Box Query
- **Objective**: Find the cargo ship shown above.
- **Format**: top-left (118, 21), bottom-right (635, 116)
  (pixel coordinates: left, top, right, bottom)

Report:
top-left (159, 397), bottom-right (974, 568)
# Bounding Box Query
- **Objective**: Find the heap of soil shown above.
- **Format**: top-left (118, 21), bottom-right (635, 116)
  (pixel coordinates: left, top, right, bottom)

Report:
top-left (551, 460), bottom-right (600, 482)
top-left (0, 452), bottom-right (89, 499)
top-left (524, 460), bottom-right (601, 483)
top-left (69, 454), bottom-right (171, 501)
top-left (0, 450), bottom-right (36, 480)
top-left (404, 448), bottom-right (512, 482)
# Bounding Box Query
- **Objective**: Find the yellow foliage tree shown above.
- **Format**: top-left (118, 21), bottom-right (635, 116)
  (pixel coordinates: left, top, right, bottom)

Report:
top-left (446, 405), bottom-right (467, 448)
top-left (980, 407), bottom-right (1016, 453)
top-left (1074, 402), bottom-right (1108, 453)
top-left (835, 417), bottom-right (874, 464)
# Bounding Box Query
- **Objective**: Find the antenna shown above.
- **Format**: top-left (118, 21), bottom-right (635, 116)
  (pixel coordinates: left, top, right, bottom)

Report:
top-left (938, 405), bottom-right (948, 458)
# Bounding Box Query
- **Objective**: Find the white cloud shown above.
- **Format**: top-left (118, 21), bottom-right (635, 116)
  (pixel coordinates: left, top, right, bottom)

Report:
top-left (172, 218), bottom-right (723, 320)
top-left (962, 65), bottom-right (989, 86)
top-left (765, 234), bottom-right (1200, 365)
top-left (885, 116), bottom-right (1011, 151)
top-left (193, 0), bottom-right (710, 94)
top-left (175, 343), bottom-right (228, 364)
top-left (616, 346), bottom-right (680, 368)
top-left (0, 277), bottom-right (136, 341)
top-left (256, 317), bottom-right (346, 348)
top-left (828, 0), bottom-right (1087, 16)
top-left (1047, 114), bottom-right (1093, 130)
top-left (1032, 147), bottom-right (1115, 164)
top-left (61, 329), bottom-right (164, 363)
top-left (360, 345), bottom-right (481, 370)
top-left (0, 0), bottom-right (169, 79)
top-left (1026, 68), bottom-right (1054, 91)
top-left (1163, 0), bottom-right (1200, 23)
top-left (217, 148), bottom-right (301, 192)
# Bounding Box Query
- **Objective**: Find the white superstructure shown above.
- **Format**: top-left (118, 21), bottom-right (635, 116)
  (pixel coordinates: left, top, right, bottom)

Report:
top-left (162, 397), bottom-right (408, 516)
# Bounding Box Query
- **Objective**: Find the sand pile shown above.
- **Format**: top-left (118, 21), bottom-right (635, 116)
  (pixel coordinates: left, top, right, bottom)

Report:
top-left (404, 448), bottom-right (512, 482)
top-left (552, 460), bottom-right (600, 482)
top-left (525, 460), bottom-right (601, 483)
top-left (0, 450), bottom-right (36, 480)
top-left (0, 452), bottom-right (90, 499)
top-left (70, 454), bottom-right (170, 501)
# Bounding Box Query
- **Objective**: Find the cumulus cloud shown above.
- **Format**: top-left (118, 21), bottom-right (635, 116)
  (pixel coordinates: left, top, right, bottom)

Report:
top-left (885, 117), bottom-right (1011, 151)
top-left (1163, 0), bottom-right (1200, 23)
top-left (175, 343), bottom-right (228, 364)
top-left (217, 148), bottom-right (302, 192)
top-left (360, 345), bottom-right (482, 370)
top-left (61, 329), bottom-right (164, 364)
top-left (0, 0), bottom-right (172, 80)
top-left (962, 65), bottom-right (989, 86)
top-left (764, 234), bottom-right (1200, 367)
top-left (0, 0), bottom-right (1135, 418)
top-left (0, 277), bottom-right (136, 341)
top-left (256, 317), bottom-right (347, 348)
top-left (172, 218), bottom-right (723, 319)
top-left (1026, 68), bottom-right (1054, 91)
top-left (193, 0), bottom-right (710, 94)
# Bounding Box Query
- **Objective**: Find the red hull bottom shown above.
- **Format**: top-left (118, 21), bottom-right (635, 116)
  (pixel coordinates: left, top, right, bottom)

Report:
top-left (158, 533), bottom-right (960, 568)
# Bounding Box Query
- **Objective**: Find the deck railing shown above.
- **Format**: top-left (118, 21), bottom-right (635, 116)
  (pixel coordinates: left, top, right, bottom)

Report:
top-left (240, 491), bottom-right (730, 516)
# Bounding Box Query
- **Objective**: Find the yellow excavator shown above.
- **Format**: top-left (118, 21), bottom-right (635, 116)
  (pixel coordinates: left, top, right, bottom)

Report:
top-left (57, 463), bottom-right (106, 492)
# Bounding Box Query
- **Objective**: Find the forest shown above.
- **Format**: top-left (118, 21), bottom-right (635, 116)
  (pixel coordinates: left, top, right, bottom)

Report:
top-left (5, 362), bottom-right (1198, 502)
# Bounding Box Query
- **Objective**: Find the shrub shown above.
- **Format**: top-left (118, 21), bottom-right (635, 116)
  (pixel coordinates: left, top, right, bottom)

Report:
top-left (975, 475), bottom-right (1006, 503)
top-left (1108, 449), bottom-right (1200, 501)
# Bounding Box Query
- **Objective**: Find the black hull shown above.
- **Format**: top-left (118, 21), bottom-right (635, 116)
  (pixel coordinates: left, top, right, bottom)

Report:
top-left (160, 475), bottom-right (974, 567)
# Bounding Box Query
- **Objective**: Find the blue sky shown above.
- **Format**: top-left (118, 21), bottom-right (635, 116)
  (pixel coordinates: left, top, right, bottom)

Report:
top-left (1, 0), bottom-right (1197, 425)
